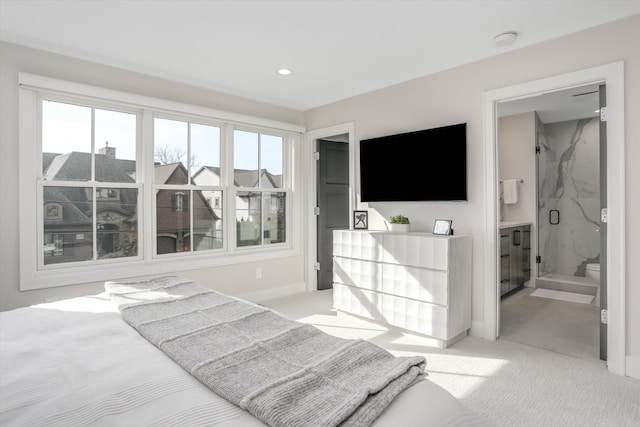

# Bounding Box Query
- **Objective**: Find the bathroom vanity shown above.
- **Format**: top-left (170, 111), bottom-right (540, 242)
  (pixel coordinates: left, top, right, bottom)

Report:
top-left (499, 222), bottom-right (532, 297)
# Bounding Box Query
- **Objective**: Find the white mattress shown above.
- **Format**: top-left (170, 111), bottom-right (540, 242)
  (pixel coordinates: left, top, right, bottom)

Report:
top-left (0, 293), bottom-right (487, 426)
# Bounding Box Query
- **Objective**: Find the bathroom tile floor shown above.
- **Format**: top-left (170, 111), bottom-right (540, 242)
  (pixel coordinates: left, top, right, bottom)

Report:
top-left (500, 287), bottom-right (603, 364)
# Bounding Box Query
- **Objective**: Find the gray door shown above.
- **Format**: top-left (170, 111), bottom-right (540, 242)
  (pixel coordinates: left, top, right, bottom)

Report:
top-left (317, 139), bottom-right (349, 290)
top-left (599, 84), bottom-right (607, 361)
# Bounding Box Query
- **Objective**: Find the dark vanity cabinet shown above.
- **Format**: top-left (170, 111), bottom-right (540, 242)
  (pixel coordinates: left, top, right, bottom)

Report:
top-left (499, 224), bottom-right (531, 297)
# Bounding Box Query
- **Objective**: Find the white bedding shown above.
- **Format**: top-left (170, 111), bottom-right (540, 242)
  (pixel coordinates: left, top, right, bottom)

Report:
top-left (0, 293), bottom-right (488, 426)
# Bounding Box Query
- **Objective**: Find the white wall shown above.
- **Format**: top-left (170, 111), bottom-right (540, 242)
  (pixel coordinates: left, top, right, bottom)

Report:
top-left (303, 15), bottom-right (640, 370)
top-left (0, 41), bottom-right (305, 310)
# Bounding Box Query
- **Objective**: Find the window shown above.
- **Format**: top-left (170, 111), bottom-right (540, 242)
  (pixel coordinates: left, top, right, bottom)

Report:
top-left (41, 100), bottom-right (139, 265)
top-left (154, 117), bottom-right (222, 254)
top-left (19, 74), bottom-right (301, 290)
top-left (234, 130), bottom-right (286, 247)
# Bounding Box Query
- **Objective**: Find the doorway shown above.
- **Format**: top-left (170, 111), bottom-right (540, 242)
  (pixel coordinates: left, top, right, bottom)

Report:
top-left (496, 84), bottom-right (605, 362)
top-left (316, 137), bottom-right (350, 289)
top-left (483, 62), bottom-right (626, 375)
top-left (304, 122), bottom-right (355, 293)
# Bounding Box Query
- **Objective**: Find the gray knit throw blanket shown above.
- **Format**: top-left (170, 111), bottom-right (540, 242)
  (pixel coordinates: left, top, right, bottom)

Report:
top-left (106, 276), bottom-right (426, 427)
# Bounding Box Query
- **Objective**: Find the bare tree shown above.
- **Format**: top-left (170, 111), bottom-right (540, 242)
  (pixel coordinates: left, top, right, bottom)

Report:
top-left (155, 145), bottom-right (199, 170)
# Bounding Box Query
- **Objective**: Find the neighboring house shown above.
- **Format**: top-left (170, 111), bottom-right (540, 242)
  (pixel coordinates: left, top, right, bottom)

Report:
top-left (192, 166), bottom-right (285, 246)
top-left (154, 162), bottom-right (221, 254)
top-left (42, 149), bottom-right (138, 264)
top-left (42, 147), bottom-right (220, 263)
top-left (191, 166), bottom-right (223, 212)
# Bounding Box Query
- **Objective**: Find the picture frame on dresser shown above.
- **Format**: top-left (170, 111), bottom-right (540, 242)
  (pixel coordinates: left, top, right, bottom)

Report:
top-left (353, 210), bottom-right (368, 229)
top-left (433, 219), bottom-right (453, 235)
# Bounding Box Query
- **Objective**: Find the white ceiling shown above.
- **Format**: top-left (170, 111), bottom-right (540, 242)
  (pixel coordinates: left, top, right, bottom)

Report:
top-left (1, 1), bottom-right (638, 111)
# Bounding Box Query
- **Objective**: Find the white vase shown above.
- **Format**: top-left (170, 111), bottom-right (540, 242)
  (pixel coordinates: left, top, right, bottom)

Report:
top-left (390, 223), bottom-right (410, 232)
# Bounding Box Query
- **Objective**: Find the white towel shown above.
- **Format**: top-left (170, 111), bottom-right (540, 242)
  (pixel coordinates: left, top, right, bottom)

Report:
top-left (503, 179), bottom-right (519, 204)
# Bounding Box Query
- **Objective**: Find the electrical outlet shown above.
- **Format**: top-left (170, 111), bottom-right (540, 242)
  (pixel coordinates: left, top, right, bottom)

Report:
top-left (255, 267), bottom-right (262, 279)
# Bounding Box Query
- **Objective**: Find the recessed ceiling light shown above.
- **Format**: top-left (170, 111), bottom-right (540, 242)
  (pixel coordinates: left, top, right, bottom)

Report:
top-left (277, 68), bottom-right (293, 76)
top-left (494, 32), bottom-right (518, 47)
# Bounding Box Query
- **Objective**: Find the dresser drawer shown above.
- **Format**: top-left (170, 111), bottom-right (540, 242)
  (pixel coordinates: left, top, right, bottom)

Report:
top-left (381, 264), bottom-right (449, 305)
top-left (333, 257), bottom-right (382, 292)
top-left (333, 283), bottom-right (381, 319)
top-left (333, 230), bottom-right (383, 261)
top-left (379, 294), bottom-right (449, 339)
top-left (381, 233), bottom-right (449, 270)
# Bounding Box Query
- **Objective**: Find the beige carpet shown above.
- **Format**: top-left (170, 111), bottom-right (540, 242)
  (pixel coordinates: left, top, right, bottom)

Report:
top-left (263, 290), bottom-right (640, 427)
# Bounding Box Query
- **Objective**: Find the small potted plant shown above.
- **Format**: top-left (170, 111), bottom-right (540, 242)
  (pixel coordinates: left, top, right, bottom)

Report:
top-left (390, 215), bottom-right (410, 232)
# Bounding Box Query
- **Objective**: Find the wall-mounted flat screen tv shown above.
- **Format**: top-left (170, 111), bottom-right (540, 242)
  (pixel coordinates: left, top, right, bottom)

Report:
top-left (359, 123), bottom-right (467, 202)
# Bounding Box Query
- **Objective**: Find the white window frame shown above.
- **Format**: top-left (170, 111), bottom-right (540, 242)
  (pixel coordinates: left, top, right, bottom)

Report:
top-left (19, 73), bottom-right (304, 291)
top-left (231, 126), bottom-right (290, 251)
top-left (151, 113), bottom-right (228, 257)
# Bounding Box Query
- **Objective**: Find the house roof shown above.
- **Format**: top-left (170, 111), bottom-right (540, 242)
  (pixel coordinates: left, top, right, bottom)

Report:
top-left (234, 169), bottom-right (282, 188)
top-left (43, 187), bottom-right (92, 226)
top-left (154, 162), bottom-right (191, 185)
top-left (194, 166), bottom-right (282, 188)
top-left (44, 152), bottom-right (136, 183)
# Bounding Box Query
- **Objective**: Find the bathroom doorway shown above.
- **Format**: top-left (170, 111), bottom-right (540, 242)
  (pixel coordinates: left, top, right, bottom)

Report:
top-left (484, 62), bottom-right (625, 376)
top-left (497, 83), bottom-right (605, 363)
top-left (534, 89), bottom-right (602, 295)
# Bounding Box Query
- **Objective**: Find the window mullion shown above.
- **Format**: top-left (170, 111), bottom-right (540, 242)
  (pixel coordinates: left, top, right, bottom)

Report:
top-left (225, 124), bottom-right (236, 250)
top-left (91, 107), bottom-right (96, 181)
top-left (187, 122), bottom-right (193, 251)
top-left (36, 179), bottom-right (45, 270)
top-left (143, 110), bottom-right (155, 260)
top-left (92, 185), bottom-right (98, 261)
top-left (91, 107), bottom-right (97, 261)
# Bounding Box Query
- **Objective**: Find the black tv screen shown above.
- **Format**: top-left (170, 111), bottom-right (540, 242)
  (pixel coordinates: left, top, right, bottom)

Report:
top-left (359, 123), bottom-right (467, 202)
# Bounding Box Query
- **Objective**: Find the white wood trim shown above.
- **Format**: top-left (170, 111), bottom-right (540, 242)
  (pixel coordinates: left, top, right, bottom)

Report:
top-left (303, 122), bottom-right (355, 293)
top-left (18, 88), bottom-right (39, 289)
top-left (18, 73), bottom-right (306, 133)
top-left (483, 62), bottom-right (625, 376)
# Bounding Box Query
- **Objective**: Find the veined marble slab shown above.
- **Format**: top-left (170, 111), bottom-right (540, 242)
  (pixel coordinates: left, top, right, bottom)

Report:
top-left (537, 117), bottom-right (600, 277)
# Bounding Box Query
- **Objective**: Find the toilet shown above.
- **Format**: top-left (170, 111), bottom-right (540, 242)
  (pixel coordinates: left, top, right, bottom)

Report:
top-left (586, 263), bottom-right (601, 307)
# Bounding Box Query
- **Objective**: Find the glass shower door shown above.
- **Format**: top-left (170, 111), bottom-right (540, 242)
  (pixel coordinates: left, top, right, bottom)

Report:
top-left (536, 130), bottom-right (554, 279)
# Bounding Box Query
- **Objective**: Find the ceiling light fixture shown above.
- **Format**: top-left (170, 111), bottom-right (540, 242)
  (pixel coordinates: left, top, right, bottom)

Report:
top-left (277, 68), bottom-right (293, 76)
top-left (493, 32), bottom-right (518, 47)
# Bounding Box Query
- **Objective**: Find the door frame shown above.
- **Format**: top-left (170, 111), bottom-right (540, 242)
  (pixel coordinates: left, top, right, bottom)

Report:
top-left (482, 62), bottom-right (626, 375)
top-left (303, 122), bottom-right (356, 292)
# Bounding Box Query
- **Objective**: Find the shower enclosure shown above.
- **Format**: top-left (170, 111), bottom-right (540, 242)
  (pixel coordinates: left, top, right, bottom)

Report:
top-left (536, 117), bottom-right (600, 284)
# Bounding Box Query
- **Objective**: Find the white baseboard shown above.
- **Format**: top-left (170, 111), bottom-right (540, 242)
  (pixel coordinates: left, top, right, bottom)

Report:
top-left (235, 282), bottom-right (307, 304)
top-left (625, 355), bottom-right (640, 379)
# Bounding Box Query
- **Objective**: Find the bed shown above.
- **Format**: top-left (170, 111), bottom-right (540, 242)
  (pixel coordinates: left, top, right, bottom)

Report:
top-left (0, 276), bottom-right (488, 426)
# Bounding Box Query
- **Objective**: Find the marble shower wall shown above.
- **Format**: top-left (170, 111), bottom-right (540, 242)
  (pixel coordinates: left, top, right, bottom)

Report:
top-left (537, 117), bottom-right (600, 277)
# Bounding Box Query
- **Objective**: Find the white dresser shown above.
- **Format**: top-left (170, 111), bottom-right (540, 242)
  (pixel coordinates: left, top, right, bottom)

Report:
top-left (332, 230), bottom-right (472, 348)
